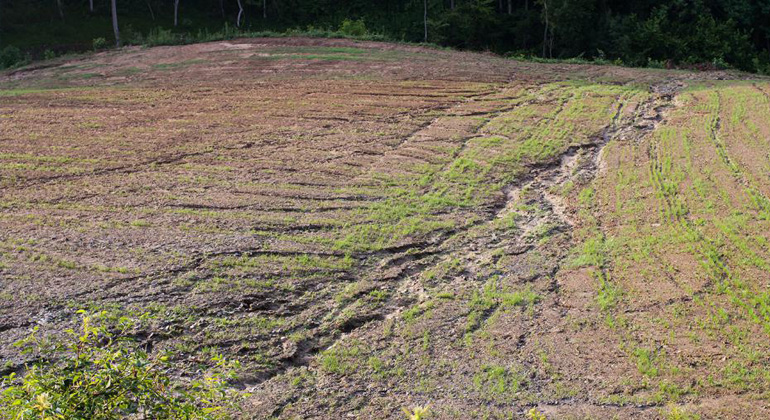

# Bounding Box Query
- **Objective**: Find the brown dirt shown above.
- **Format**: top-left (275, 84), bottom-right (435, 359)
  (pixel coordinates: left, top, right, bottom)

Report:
top-left (1, 38), bottom-right (769, 419)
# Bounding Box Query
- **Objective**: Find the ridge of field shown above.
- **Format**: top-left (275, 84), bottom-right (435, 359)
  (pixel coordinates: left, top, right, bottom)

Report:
top-left (1, 38), bottom-right (769, 419)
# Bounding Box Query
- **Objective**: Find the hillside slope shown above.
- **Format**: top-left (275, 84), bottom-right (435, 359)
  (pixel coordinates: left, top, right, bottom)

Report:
top-left (1, 38), bottom-right (769, 419)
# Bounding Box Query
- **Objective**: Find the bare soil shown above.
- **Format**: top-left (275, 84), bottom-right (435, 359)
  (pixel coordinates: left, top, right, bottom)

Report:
top-left (1, 38), bottom-right (769, 419)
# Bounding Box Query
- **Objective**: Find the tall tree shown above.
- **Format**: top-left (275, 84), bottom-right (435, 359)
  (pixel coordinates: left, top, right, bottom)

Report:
top-left (236, 0), bottom-right (244, 27)
top-left (1, 0), bottom-right (769, 72)
top-left (424, 0), bottom-right (428, 42)
top-left (111, 0), bottom-right (121, 47)
top-left (55, 0), bottom-right (65, 20)
top-left (538, 0), bottom-right (552, 57)
top-left (146, 0), bottom-right (155, 20)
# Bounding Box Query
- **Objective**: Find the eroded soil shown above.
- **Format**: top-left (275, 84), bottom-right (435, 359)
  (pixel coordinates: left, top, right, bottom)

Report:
top-left (2, 38), bottom-right (770, 419)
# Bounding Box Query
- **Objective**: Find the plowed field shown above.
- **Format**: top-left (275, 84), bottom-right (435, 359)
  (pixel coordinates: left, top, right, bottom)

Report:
top-left (2, 38), bottom-right (769, 419)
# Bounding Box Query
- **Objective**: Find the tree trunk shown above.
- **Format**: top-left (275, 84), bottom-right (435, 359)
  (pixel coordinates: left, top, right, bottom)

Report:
top-left (766, 36), bottom-right (770, 56)
top-left (423, 0), bottom-right (428, 42)
top-left (549, 26), bottom-right (554, 57)
top-left (89, 0), bottom-right (94, 12)
top-left (507, 0), bottom-right (512, 14)
top-left (111, 0), bottom-right (121, 47)
top-left (236, 0), bottom-right (244, 27)
top-left (174, 0), bottom-right (180, 26)
top-left (146, 0), bottom-right (155, 20)
top-left (541, 0), bottom-right (548, 58)
top-left (55, 0), bottom-right (64, 20)
top-left (263, 0), bottom-right (267, 19)
top-left (450, 0), bottom-right (454, 10)
top-left (220, 0), bottom-right (225, 18)
top-left (524, 0), bottom-right (528, 11)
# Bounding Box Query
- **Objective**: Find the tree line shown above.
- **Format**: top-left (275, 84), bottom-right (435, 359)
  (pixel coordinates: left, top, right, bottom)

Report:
top-left (1, 0), bottom-right (770, 73)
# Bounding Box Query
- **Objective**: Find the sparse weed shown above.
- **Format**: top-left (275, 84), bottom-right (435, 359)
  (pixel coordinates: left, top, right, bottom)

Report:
top-left (403, 405), bottom-right (431, 420)
top-left (473, 364), bottom-right (526, 398)
top-left (319, 343), bottom-right (364, 375)
top-left (664, 405), bottom-right (700, 420)
top-left (633, 346), bottom-right (662, 377)
top-left (527, 408), bottom-right (548, 420)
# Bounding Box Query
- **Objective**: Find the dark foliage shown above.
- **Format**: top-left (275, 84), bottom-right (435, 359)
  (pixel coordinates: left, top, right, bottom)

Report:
top-left (1, 0), bottom-right (769, 72)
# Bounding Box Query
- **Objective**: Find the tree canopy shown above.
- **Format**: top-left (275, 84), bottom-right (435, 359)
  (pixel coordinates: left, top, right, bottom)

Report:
top-left (1, 0), bottom-right (769, 72)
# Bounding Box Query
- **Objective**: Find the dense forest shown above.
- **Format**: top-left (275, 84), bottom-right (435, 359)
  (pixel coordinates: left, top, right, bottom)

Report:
top-left (1, 0), bottom-right (770, 73)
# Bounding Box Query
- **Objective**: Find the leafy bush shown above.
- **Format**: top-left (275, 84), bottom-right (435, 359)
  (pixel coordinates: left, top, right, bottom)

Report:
top-left (43, 49), bottom-right (56, 60)
top-left (605, 5), bottom-right (758, 71)
top-left (646, 57), bottom-right (667, 69)
top-left (123, 24), bottom-right (145, 45)
top-left (431, 1), bottom-right (501, 50)
top-left (142, 24), bottom-right (239, 47)
top-left (339, 19), bottom-right (367, 37)
top-left (145, 28), bottom-right (183, 46)
top-left (0, 311), bottom-right (243, 419)
top-left (92, 37), bottom-right (108, 50)
top-left (128, 23), bottom-right (384, 50)
top-left (754, 55), bottom-right (770, 76)
top-left (0, 46), bottom-right (24, 69)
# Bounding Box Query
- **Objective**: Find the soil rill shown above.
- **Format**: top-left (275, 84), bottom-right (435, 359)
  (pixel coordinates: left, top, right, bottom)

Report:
top-left (1, 38), bottom-right (769, 419)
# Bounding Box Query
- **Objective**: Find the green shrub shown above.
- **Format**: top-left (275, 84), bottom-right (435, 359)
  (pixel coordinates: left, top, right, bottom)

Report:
top-left (753, 56), bottom-right (770, 75)
top-left (132, 24), bottom-right (385, 50)
top-left (339, 19), bottom-right (367, 37)
top-left (0, 46), bottom-right (24, 69)
top-left (647, 57), bottom-right (667, 69)
top-left (145, 28), bottom-right (182, 46)
top-left (92, 37), bottom-right (108, 50)
top-left (0, 311), bottom-right (243, 419)
top-left (711, 57), bottom-right (730, 70)
top-left (43, 49), bottom-right (56, 60)
top-left (123, 24), bottom-right (145, 45)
